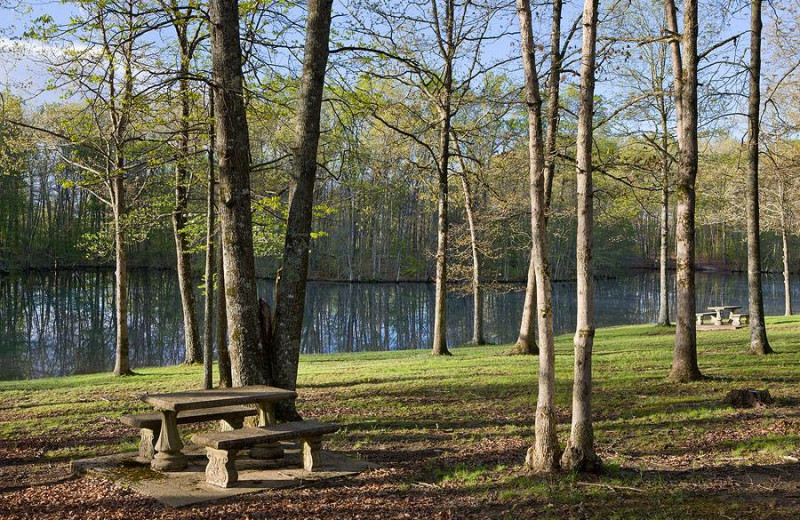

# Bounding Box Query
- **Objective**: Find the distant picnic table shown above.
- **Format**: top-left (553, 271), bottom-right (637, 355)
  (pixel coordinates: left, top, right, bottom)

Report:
top-left (696, 305), bottom-right (748, 327)
top-left (708, 305), bottom-right (740, 323)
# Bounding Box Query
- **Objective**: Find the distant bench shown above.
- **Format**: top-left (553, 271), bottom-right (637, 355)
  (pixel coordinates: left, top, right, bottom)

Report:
top-left (192, 420), bottom-right (339, 487)
top-left (121, 405), bottom-right (257, 460)
top-left (696, 312), bottom-right (716, 325)
top-left (730, 313), bottom-right (749, 327)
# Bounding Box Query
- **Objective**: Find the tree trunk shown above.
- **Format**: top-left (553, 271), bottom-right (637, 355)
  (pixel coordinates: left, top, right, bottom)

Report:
top-left (209, 0), bottom-right (264, 386)
top-left (216, 233), bottom-right (232, 387)
top-left (431, 0), bottom-right (454, 357)
top-left (668, 0), bottom-right (704, 382)
top-left (510, 257), bottom-right (538, 354)
top-left (664, 0), bottom-right (683, 150)
top-left (543, 0), bottom-right (563, 211)
top-left (512, 0), bottom-right (562, 356)
top-left (657, 109), bottom-right (671, 327)
top-left (460, 174), bottom-right (484, 345)
top-left (781, 220), bottom-right (792, 316)
top-left (745, 0), bottom-right (773, 355)
top-left (203, 92), bottom-right (216, 390)
top-left (562, 0), bottom-right (600, 472)
top-left (517, 0), bottom-right (560, 473)
top-left (271, 0), bottom-right (334, 418)
top-left (174, 39), bottom-right (201, 364)
top-left (112, 171), bottom-right (131, 376)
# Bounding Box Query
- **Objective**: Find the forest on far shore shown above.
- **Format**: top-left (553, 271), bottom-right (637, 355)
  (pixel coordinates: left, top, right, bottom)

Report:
top-left (2, 114), bottom-right (798, 281)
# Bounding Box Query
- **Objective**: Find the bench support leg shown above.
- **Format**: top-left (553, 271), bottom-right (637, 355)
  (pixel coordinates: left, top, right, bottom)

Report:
top-left (251, 402), bottom-right (283, 459)
top-left (301, 437), bottom-right (323, 472)
top-left (205, 448), bottom-right (238, 488)
top-left (151, 410), bottom-right (187, 472)
top-left (139, 427), bottom-right (159, 461)
top-left (219, 416), bottom-right (244, 432)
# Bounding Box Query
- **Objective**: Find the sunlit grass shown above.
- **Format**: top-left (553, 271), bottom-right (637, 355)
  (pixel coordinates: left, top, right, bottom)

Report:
top-left (2, 315), bottom-right (799, 518)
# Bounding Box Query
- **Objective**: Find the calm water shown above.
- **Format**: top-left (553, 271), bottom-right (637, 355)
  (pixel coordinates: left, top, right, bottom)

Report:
top-left (0, 269), bottom-right (796, 380)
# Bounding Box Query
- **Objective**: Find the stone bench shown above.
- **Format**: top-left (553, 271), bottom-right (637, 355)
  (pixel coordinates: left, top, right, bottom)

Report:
top-left (121, 405), bottom-right (257, 460)
top-left (696, 312), bottom-right (716, 325)
top-left (730, 313), bottom-right (749, 327)
top-left (192, 420), bottom-right (339, 488)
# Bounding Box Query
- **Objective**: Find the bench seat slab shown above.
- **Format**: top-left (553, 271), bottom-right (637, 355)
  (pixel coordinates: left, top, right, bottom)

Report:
top-left (122, 405), bottom-right (257, 462)
top-left (192, 420), bottom-right (339, 450)
top-left (121, 405), bottom-right (257, 429)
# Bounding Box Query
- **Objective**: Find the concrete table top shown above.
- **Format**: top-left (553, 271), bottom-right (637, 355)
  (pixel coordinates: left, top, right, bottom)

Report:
top-left (142, 385), bottom-right (297, 412)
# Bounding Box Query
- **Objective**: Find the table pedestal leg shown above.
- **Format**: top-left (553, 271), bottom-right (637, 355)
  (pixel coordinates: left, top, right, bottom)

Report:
top-left (250, 402), bottom-right (284, 459)
top-left (151, 410), bottom-right (187, 471)
top-left (138, 427), bottom-right (158, 461)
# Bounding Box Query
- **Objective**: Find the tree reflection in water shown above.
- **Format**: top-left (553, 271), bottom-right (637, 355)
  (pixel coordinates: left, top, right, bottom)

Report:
top-left (1, 270), bottom-right (797, 379)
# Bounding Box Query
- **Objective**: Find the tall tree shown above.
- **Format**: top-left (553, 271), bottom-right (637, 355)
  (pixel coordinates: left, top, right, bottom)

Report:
top-left (430, 0), bottom-right (456, 356)
top-left (608, 0), bottom-right (676, 326)
top-left (562, 0), bottom-right (601, 472)
top-left (745, 0), bottom-right (773, 355)
top-left (516, 0), bottom-right (560, 472)
top-left (762, 143), bottom-right (800, 317)
top-left (209, 0), bottom-right (265, 386)
top-left (347, 0), bottom-right (509, 355)
top-left (509, 0), bottom-right (565, 355)
top-left (666, 0), bottom-right (704, 382)
top-left (164, 0), bottom-right (203, 364)
top-left (21, 0), bottom-right (159, 376)
top-left (270, 0), bottom-right (334, 419)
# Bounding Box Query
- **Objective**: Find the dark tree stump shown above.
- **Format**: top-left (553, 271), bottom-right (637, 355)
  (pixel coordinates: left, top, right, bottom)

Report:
top-left (722, 389), bottom-right (773, 408)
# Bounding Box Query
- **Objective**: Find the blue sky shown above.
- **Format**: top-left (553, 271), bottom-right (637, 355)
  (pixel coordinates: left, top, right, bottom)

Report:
top-left (0, 0), bottom-right (788, 143)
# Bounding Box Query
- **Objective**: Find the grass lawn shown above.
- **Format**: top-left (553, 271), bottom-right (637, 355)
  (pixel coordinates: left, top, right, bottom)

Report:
top-left (1, 316), bottom-right (799, 519)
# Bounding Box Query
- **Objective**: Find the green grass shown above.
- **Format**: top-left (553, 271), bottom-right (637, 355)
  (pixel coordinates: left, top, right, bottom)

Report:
top-left (2, 316), bottom-right (800, 518)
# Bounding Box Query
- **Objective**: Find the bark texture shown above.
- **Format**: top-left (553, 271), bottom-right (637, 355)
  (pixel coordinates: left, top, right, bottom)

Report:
top-left (745, 0), bottom-right (773, 355)
top-left (517, 0), bottom-right (560, 473)
top-left (271, 0), bottom-right (334, 418)
top-left (562, 0), bottom-right (601, 472)
top-left (209, 0), bottom-right (264, 386)
top-left (668, 0), bottom-right (704, 382)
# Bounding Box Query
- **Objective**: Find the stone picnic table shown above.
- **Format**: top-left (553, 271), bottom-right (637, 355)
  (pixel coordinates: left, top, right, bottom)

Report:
top-left (708, 305), bottom-right (741, 325)
top-left (141, 385), bottom-right (296, 472)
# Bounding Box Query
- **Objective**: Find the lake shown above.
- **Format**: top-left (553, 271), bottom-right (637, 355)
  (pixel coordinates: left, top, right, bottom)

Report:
top-left (0, 269), bottom-right (796, 380)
